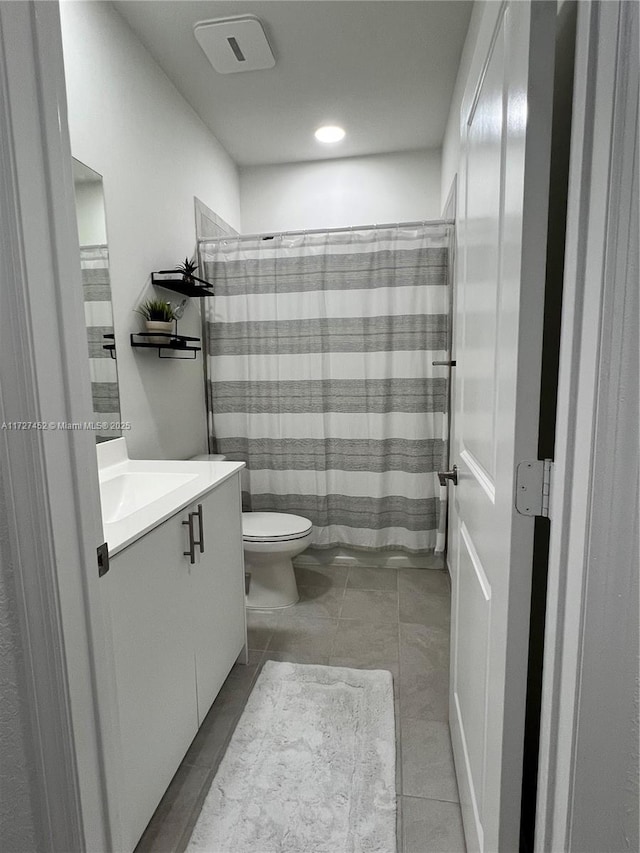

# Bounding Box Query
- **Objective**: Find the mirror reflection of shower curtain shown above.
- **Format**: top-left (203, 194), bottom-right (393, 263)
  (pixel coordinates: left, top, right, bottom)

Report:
top-left (201, 224), bottom-right (451, 554)
top-left (80, 244), bottom-right (121, 442)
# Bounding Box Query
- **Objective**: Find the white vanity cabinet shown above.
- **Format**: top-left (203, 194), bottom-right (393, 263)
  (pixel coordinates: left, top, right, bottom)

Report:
top-left (103, 472), bottom-right (246, 852)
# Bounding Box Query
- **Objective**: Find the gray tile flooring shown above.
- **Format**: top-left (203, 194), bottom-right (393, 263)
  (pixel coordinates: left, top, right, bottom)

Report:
top-left (135, 561), bottom-right (466, 853)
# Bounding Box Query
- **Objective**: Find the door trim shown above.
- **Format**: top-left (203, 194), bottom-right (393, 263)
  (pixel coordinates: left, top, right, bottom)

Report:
top-left (535, 1), bottom-right (639, 849)
top-left (0, 3), bottom-right (119, 849)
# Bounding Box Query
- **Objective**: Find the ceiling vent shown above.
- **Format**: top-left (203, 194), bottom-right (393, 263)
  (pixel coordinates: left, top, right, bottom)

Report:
top-left (194, 16), bottom-right (275, 74)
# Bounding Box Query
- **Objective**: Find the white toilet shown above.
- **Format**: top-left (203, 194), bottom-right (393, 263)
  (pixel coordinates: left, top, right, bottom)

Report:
top-left (242, 511), bottom-right (313, 609)
top-left (190, 454), bottom-right (312, 609)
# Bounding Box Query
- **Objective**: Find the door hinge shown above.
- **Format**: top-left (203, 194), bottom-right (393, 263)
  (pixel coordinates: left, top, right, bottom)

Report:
top-left (515, 459), bottom-right (553, 518)
top-left (97, 542), bottom-right (110, 577)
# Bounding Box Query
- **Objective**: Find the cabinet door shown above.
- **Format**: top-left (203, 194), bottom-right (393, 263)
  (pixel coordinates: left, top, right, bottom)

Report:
top-left (193, 474), bottom-right (247, 723)
top-left (103, 512), bottom-right (197, 852)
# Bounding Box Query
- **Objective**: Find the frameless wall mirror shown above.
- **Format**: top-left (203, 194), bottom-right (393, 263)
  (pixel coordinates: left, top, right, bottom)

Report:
top-left (72, 158), bottom-right (122, 443)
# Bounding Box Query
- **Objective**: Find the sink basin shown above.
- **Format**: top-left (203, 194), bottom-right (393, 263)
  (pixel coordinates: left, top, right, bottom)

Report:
top-left (100, 471), bottom-right (198, 523)
top-left (96, 439), bottom-right (246, 555)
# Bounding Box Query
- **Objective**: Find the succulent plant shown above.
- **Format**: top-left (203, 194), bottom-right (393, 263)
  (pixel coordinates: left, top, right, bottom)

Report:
top-left (175, 256), bottom-right (199, 280)
top-left (135, 298), bottom-right (176, 322)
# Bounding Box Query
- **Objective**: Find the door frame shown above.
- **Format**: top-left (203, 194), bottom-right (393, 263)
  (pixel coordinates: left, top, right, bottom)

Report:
top-left (0, 2), bottom-right (120, 850)
top-left (535, 1), bottom-right (639, 849)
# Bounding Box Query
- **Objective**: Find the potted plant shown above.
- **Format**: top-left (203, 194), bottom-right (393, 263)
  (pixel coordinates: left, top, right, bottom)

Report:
top-left (136, 298), bottom-right (176, 343)
top-left (175, 256), bottom-right (199, 283)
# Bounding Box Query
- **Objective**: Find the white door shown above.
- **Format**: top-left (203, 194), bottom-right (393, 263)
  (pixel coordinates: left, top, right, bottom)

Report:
top-left (447, 3), bottom-right (555, 851)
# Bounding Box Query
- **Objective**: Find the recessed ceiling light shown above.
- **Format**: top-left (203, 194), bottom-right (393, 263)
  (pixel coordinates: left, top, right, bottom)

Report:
top-left (315, 125), bottom-right (346, 144)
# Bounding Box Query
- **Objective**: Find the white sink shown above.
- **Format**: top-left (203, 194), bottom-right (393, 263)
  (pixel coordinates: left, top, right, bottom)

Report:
top-left (96, 438), bottom-right (245, 555)
top-left (100, 471), bottom-right (198, 523)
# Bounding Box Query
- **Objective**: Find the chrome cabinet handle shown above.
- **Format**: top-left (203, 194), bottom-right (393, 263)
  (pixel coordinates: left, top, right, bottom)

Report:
top-left (194, 503), bottom-right (204, 553)
top-left (438, 465), bottom-right (458, 486)
top-left (183, 512), bottom-right (196, 564)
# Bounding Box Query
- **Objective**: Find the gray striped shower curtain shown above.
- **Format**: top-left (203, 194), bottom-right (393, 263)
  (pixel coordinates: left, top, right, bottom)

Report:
top-left (80, 244), bottom-right (120, 441)
top-left (201, 224), bottom-right (450, 553)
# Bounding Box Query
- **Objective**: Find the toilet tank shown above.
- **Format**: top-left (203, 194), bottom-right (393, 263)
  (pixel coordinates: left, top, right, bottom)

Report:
top-left (190, 454), bottom-right (227, 461)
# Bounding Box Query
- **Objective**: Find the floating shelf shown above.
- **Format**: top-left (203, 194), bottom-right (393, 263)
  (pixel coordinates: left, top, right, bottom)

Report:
top-left (151, 271), bottom-right (214, 297)
top-left (130, 332), bottom-right (201, 360)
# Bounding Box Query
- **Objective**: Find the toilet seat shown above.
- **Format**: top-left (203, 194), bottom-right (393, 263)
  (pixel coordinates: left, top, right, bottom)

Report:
top-left (242, 512), bottom-right (312, 543)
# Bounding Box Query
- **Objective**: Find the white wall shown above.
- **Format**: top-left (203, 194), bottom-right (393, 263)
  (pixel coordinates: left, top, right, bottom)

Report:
top-left (0, 537), bottom-right (41, 852)
top-left (60, 2), bottom-right (241, 460)
top-left (74, 181), bottom-right (107, 246)
top-left (440, 1), bottom-right (486, 207)
top-left (240, 149), bottom-right (441, 234)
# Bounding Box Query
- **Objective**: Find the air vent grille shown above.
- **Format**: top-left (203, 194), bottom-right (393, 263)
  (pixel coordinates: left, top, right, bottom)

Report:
top-left (194, 16), bottom-right (275, 75)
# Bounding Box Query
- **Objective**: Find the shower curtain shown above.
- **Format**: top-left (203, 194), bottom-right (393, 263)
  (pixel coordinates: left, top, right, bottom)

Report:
top-left (200, 224), bottom-right (451, 553)
top-left (80, 244), bottom-right (120, 441)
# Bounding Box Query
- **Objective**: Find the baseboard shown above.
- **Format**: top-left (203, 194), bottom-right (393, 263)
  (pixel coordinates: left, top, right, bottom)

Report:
top-left (294, 546), bottom-right (445, 571)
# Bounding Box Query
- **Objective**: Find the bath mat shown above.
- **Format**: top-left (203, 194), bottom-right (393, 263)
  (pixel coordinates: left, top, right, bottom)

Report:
top-left (186, 661), bottom-right (396, 853)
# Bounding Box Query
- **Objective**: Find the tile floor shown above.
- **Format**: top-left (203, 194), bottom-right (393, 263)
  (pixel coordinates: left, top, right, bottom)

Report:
top-left (135, 561), bottom-right (466, 853)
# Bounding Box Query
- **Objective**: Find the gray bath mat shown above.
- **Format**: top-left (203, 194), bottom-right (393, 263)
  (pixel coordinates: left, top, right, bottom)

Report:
top-left (186, 660), bottom-right (396, 852)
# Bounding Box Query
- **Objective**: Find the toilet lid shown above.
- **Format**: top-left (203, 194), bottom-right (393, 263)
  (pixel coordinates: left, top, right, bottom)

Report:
top-left (242, 512), bottom-right (312, 542)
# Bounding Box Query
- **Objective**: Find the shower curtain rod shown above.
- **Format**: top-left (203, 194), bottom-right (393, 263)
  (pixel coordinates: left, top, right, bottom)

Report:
top-left (198, 218), bottom-right (454, 244)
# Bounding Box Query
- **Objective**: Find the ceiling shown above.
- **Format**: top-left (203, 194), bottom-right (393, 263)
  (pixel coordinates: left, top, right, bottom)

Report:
top-left (114, 1), bottom-right (473, 167)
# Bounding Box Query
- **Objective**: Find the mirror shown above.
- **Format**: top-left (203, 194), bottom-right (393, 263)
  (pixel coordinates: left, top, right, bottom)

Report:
top-left (72, 159), bottom-right (122, 443)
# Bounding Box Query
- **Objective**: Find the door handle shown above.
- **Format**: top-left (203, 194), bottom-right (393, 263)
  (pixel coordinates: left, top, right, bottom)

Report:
top-left (432, 359), bottom-right (456, 366)
top-left (438, 465), bottom-right (458, 486)
top-left (183, 512), bottom-right (196, 564)
top-left (194, 503), bottom-right (204, 553)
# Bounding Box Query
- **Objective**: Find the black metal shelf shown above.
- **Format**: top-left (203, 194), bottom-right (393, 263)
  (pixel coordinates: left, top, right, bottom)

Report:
top-left (130, 332), bottom-right (201, 360)
top-left (102, 332), bottom-right (116, 360)
top-left (151, 271), bottom-right (214, 297)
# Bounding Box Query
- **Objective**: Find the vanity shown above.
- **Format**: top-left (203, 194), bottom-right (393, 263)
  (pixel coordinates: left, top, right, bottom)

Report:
top-left (98, 439), bottom-right (247, 851)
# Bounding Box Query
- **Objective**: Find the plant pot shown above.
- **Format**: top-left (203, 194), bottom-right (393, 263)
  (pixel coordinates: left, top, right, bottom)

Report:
top-left (145, 320), bottom-right (174, 344)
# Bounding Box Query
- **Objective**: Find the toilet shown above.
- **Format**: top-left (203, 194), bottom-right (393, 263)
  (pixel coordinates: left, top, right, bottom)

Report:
top-left (242, 511), bottom-right (312, 609)
top-left (191, 454), bottom-right (313, 609)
